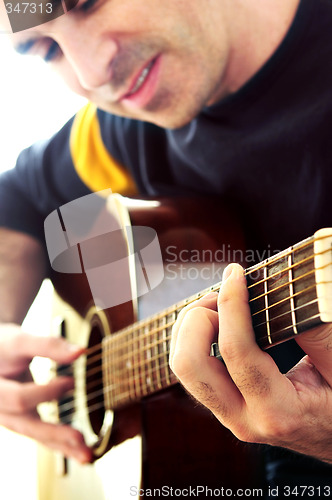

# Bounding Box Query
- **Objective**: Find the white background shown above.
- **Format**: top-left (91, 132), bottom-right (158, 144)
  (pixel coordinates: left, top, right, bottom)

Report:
top-left (0, 35), bottom-right (85, 500)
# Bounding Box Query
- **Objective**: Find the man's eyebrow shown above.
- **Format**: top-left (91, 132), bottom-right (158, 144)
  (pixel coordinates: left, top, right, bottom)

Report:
top-left (14, 39), bottom-right (38, 55)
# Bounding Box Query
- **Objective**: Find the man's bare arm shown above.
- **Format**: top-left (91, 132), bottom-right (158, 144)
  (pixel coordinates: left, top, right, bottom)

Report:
top-left (0, 228), bottom-right (48, 324)
top-left (0, 228), bottom-right (92, 462)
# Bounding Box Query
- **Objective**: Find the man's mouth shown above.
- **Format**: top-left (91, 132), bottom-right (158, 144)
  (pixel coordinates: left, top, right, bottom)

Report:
top-left (126, 60), bottom-right (155, 97)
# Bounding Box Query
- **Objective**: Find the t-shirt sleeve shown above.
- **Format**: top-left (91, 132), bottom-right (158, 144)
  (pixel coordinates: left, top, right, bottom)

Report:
top-left (0, 116), bottom-right (92, 242)
top-left (0, 103), bottom-right (138, 243)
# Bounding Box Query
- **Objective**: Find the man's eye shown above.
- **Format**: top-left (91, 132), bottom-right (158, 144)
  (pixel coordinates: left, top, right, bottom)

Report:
top-left (79, 0), bottom-right (98, 12)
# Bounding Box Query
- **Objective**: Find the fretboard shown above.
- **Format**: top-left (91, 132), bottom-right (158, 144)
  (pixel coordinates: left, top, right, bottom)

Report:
top-left (102, 230), bottom-right (332, 411)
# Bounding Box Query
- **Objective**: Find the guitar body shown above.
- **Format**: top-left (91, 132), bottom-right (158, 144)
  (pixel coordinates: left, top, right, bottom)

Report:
top-left (38, 197), bottom-right (264, 499)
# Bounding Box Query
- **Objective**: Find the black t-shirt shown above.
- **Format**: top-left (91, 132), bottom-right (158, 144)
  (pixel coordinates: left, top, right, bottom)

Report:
top-left (1, 0), bottom-right (331, 255)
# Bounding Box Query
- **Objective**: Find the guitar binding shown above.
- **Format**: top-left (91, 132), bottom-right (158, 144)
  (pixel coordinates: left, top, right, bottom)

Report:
top-left (314, 228), bottom-right (332, 323)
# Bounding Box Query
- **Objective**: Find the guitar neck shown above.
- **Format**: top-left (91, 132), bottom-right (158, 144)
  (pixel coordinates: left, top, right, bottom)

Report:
top-left (103, 228), bottom-right (332, 410)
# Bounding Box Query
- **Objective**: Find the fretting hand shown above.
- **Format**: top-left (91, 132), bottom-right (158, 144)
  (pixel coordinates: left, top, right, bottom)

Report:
top-left (170, 263), bottom-right (332, 463)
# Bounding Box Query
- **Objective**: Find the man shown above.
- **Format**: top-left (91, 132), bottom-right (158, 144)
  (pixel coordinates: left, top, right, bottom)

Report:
top-left (0, 0), bottom-right (332, 487)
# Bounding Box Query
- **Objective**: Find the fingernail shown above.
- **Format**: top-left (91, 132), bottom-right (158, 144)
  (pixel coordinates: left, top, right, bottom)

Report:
top-left (66, 343), bottom-right (82, 353)
top-left (222, 264), bottom-right (234, 282)
top-left (222, 264), bottom-right (244, 283)
top-left (78, 451), bottom-right (90, 464)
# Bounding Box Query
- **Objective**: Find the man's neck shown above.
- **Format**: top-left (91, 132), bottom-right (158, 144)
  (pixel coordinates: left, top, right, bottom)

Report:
top-left (221, 0), bottom-right (301, 96)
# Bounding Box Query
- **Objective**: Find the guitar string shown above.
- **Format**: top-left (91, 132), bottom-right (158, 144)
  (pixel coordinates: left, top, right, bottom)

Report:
top-left (55, 271), bottom-right (325, 380)
top-left (54, 303), bottom-right (323, 419)
top-left (251, 283), bottom-right (317, 317)
top-left (248, 265), bottom-right (322, 305)
top-left (244, 233), bottom-right (329, 278)
top-left (72, 250), bottom-right (324, 368)
top-left (66, 286), bottom-right (315, 375)
top-left (94, 244), bottom-right (327, 355)
top-left (52, 308), bottom-right (323, 425)
top-left (50, 235), bottom-right (332, 421)
top-left (70, 248), bottom-right (330, 366)
top-left (56, 236), bottom-right (329, 370)
top-left (246, 247), bottom-right (314, 287)
top-left (54, 286), bottom-right (322, 389)
top-left (47, 358), bottom-right (177, 421)
top-left (253, 297), bottom-right (319, 329)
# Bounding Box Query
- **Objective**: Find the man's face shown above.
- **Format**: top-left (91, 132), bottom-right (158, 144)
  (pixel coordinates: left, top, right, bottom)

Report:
top-left (1, 0), bottom-right (230, 128)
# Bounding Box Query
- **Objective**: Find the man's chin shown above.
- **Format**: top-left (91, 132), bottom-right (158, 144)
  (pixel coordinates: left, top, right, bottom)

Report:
top-left (95, 92), bottom-right (200, 130)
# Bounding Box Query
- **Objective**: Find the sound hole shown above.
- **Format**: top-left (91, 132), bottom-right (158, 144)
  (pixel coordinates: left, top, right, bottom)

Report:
top-left (86, 319), bottom-right (106, 436)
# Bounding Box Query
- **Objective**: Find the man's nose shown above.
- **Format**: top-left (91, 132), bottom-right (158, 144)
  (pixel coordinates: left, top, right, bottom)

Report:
top-left (60, 33), bottom-right (117, 91)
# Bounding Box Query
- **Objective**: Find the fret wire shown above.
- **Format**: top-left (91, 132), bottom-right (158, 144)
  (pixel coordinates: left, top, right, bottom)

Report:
top-left (139, 326), bottom-right (148, 396)
top-left (57, 243), bottom-right (332, 379)
top-left (249, 258), bottom-right (332, 306)
top-left (133, 327), bottom-right (140, 398)
top-left (57, 301), bottom-right (322, 419)
top-left (251, 283), bottom-right (317, 318)
top-left (94, 294), bottom-right (320, 381)
top-left (263, 262), bottom-right (272, 344)
top-left (256, 313), bottom-right (322, 344)
top-left (145, 323), bottom-right (155, 393)
top-left (66, 251), bottom-right (320, 370)
top-left (107, 322), bottom-right (176, 364)
top-left (88, 261), bottom-right (331, 363)
top-left (112, 362), bottom-right (177, 405)
top-left (244, 238), bottom-right (313, 277)
top-left (254, 297), bottom-right (319, 330)
top-left (111, 308), bottom-right (324, 406)
top-left (105, 337), bottom-right (111, 408)
top-left (105, 279), bottom-right (323, 371)
top-left (128, 329), bottom-right (135, 400)
top-left (154, 318), bottom-right (162, 390)
top-left (104, 292), bottom-right (321, 378)
top-left (56, 261), bottom-right (332, 383)
top-left (288, 251), bottom-right (298, 335)
top-left (75, 298), bottom-right (321, 410)
top-left (247, 251), bottom-right (313, 289)
top-left (244, 233), bottom-right (330, 279)
top-left (91, 277), bottom-right (323, 367)
top-left (54, 234), bottom-right (332, 419)
top-left (113, 344), bottom-right (173, 373)
top-left (108, 330), bottom-right (114, 408)
top-left (112, 336), bottom-right (119, 403)
top-left (249, 266), bottom-right (317, 304)
top-left (52, 292), bottom-right (320, 424)
top-left (57, 276), bottom-right (328, 382)
top-left (101, 284), bottom-right (221, 344)
top-left (163, 314), bottom-right (171, 385)
top-left (246, 246), bottom-right (331, 295)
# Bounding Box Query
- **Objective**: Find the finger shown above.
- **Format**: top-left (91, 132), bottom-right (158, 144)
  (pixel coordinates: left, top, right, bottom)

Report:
top-left (0, 333), bottom-right (84, 376)
top-left (169, 292), bottom-right (218, 365)
top-left (218, 264), bottom-right (292, 403)
top-left (0, 411), bottom-right (92, 463)
top-left (170, 304), bottom-right (244, 421)
top-left (0, 376), bottom-right (74, 413)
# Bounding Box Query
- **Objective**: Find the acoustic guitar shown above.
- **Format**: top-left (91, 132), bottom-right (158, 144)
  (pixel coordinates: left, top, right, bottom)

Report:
top-left (36, 195), bottom-right (332, 500)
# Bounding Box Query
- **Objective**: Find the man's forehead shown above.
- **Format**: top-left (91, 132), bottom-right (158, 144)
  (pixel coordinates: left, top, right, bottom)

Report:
top-left (0, 0), bottom-right (78, 33)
